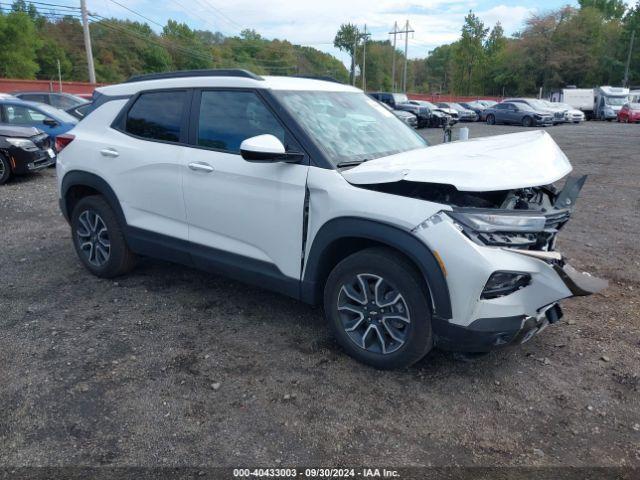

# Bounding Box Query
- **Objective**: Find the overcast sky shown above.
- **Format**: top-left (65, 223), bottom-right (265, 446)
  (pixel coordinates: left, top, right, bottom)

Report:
top-left (81, 0), bottom-right (636, 65)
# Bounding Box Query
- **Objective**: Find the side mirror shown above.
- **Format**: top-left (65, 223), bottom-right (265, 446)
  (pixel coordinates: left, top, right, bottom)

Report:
top-left (43, 118), bottom-right (58, 127)
top-left (240, 134), bottom-right (303, 163)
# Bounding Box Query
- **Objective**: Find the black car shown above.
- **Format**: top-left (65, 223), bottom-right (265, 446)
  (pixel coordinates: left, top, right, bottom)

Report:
top-left (0, 125), bottom-right (56, 184)
top-left (407, 100), bottom-right (457, 128)
top-left (483, 102), bottom-right (554, 127)
top-left (368, 92), bottom-right (432, 127)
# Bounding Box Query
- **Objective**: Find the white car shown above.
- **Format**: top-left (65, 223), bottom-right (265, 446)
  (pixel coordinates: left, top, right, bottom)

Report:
top-left (55, 70), bottom-right (606, 369)
top-left (543, 101), bottom-right (585, 123)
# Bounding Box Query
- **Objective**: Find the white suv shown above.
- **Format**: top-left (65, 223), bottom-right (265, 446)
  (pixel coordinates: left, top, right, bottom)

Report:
top-left (55, 70), bottom-right (606, 369)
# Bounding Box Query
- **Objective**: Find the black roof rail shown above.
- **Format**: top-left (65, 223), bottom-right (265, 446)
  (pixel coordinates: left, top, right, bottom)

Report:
top-left (291, 75), bottom-right (343, 84)
top-left (125, 69), bottom-right (264, 83)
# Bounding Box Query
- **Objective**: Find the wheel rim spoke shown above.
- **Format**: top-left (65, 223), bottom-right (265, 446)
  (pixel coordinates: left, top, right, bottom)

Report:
top-left (76, 210), bottom-right (110, 267)
top-left (337, 272), bottom-right (411, 355)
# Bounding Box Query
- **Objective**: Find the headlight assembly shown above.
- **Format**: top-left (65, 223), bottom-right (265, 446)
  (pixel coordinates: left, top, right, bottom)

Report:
top-left (6, 138), bottom-right (39, 151)
top-left (446, 210), bottom-right (546, 233)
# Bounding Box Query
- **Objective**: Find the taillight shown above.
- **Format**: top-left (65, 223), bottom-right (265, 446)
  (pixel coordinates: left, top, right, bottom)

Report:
top-left (55, 134), bottom-right (75, 153)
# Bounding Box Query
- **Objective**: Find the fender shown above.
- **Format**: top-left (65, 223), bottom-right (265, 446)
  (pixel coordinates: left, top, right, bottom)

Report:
top-left (301, 217), bottom-right (452, 319)
top-left (60, 171), bottom-right (126, 226)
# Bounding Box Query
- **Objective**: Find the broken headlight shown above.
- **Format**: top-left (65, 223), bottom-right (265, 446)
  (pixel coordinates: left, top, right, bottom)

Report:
top-left (446, 210), bottom-right (546, 233)
top-left (481, 271), bottom-right (531, 299)
top-left (6, 137), bottom-right (39, 152)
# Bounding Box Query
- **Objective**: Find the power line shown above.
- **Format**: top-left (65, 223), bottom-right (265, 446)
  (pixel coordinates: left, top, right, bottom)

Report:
top-left (107, 0), bottom-right (164, 29)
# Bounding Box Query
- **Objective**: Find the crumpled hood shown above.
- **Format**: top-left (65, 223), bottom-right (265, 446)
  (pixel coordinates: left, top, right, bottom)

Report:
top-left (341, 130), bottom-right (572, 192)
top-left (0, 125), bottom-right (43, 138)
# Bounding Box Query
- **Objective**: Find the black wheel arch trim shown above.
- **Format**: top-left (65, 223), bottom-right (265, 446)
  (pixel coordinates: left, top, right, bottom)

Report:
top-left (60, 171), bottom-right (127, 226)
top-left (302, 217), bottom-right (452, 319)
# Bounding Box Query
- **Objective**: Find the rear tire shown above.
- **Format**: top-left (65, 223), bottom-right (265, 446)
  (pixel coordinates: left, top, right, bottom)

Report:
top-left (71, 195), bottom-right (137, 278)
top-left (323, 247), bottom-right (433, 369)
top-left (0, 155), bottom-right (11, 185)
top-left (486, 114), bottom-right (495, 125)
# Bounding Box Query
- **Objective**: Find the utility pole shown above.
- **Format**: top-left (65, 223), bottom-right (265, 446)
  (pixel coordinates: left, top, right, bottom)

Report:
top-left (57, 59), bottom-right (62, 92)
top-left (389, 22), bottom-right (399, 92)
top-left (352, 33), bottom-right (358, 86)
top-left (361, 24), bottom-right (371, 91)
top-left (80, 0), bottom-right (96, 84)
top-left (623, 30), bottom-right (635, 88)
top-left (397, 20), bottom-right (414, 93)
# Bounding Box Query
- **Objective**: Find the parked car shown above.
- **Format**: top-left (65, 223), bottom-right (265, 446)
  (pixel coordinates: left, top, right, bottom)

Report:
top-left (484, 101), bottom-right (554, 127)
top-left (458, 101), bottom-right (486, 119)
top-left (407, 100), bottom-right (456, 127)
top-left (436, 102), bottom-right (478, 121)
top-left (415, 101), bottom-right (459, 120)
top-left (377, 101), bottom-right (418, 128)
top-left (56, 69), bottom-right (606, 369)
top-left (0, 99), bottom-right (77, 142)
top-left (0, 125), bottom-right (56, 184)
top-left (12, 91), bottom-right (89, 110)
top-left (541, 100), bottom-right (585, 123)
top-left (505, 98), bottom-right (565, 124)
top-left (368, 92), bottom-right (431, 127)
top-left (617, 102), bottom-right (640, 123)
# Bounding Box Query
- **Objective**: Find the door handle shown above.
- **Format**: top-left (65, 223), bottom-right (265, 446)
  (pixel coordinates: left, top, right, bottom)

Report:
top-left (100, 148), bottom-right (119, 158)
top-left (188, 162), bottom-right (214, 173)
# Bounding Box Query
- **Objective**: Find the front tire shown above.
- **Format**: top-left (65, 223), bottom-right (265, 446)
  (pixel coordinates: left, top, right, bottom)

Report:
top-left (486, 114), bottom-right (495, 125)
top-left (323, 247), bottom-right (433, 369)
top-left (522, 116), bottom-right (533, 127)
top-left (0, 155), bottom-right (11, 185)
top-left (71, 195), bottom-right (137, 278)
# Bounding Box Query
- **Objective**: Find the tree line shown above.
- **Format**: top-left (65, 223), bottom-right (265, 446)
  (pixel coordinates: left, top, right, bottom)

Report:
top-left (0, 0), bottom-right (349, 83)
top-left (335, 0), bottom-right (640, 96)
top-left (1, 0), bottom-right (638, 96)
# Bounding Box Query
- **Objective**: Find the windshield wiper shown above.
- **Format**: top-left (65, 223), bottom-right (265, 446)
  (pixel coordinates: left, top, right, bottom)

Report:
top-left (337, 159), bottom-right (368, 168)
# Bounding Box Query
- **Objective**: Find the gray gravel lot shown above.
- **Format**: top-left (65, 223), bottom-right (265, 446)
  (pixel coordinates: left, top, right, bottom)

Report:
top-left (0, 121), bottom-right (639, 469)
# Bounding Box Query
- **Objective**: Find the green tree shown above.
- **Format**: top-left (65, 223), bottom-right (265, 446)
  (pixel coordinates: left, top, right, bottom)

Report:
top-left (162, 19), bottom-right (213, 70)
top-left (36, 41), bottom-right (72, 80)
top-left (334, 23), bottom-right (360, 83)
top-left (578, 0), bottom-right (628, 20)
top-left (0, 11), bottom-right (40, 78)
top-left (454, 11), bottom-right (489, 94)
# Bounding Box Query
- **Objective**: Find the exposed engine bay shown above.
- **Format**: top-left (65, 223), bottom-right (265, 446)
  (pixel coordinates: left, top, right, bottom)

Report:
top-left (359, 175), bottom-right (587, 251)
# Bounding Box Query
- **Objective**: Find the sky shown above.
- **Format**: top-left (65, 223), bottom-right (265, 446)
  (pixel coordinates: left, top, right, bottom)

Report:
top-left (78, 0), bottom-right (636, 65)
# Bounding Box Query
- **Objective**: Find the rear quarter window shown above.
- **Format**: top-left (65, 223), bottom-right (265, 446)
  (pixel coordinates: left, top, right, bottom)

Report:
top-left (123, 91), bottom-right (187, 142)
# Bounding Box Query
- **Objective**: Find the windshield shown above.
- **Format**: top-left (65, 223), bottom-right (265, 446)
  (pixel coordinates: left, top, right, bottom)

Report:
top-left (522, 99), bottom-right (549, 110)
top-left (392, 93), bottom-right (409, 104)
top-left (628, 103), bottom-right (640, 109)
top-left (273, 91), bottom-right (427, 166)
top-left (605, 96), bottom-right (628, 106)
top-left (34, 103), bottom-right (78, 123)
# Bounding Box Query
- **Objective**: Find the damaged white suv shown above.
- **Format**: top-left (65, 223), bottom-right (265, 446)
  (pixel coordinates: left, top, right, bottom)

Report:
top-left (56, 70), bottom-right (606, 369)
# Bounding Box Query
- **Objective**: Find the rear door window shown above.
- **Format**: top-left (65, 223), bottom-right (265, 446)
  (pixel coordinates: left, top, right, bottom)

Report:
top-left (124, 90), bottom-right (187, 142)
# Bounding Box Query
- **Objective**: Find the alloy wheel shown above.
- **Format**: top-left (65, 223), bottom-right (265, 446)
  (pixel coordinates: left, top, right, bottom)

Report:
top-left (336, 273), bottom-right (411, 355)
top-left (76, 209), bottom-right (111, 267)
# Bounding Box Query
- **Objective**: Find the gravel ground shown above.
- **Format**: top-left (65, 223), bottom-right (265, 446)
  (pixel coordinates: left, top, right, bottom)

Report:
top-left (0, 121), bottom-right (639, 471)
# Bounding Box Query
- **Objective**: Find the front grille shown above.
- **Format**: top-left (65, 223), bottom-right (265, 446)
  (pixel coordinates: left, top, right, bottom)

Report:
top-left (553, 112), bottom-right (564, 119)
